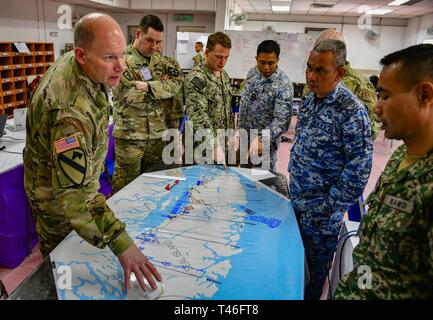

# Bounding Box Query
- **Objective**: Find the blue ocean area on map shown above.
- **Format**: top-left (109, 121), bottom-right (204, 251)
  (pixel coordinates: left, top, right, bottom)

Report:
top-left (51, 165), bottom-right (304, 300)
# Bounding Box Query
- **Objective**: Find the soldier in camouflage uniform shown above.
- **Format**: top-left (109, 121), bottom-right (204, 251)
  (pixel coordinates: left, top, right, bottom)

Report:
top-left (289, 40), bottom-right (373, 300)
top-left (239, 40), bottom-right (293, 172)
top-left (303, 29), bottom-right (380, 141)
top-left (112, 15), bottom-right (183, 192)
top-left (156, 42), bottom-right (185, 130)
top-left (335, 44), bottom-right (433, 300)
top-left (192, 41), bottom-right (205, 67)
top-left (184, 32), bottom-right (235, 165)
top-left (24, 13), bottom-right (161, 291)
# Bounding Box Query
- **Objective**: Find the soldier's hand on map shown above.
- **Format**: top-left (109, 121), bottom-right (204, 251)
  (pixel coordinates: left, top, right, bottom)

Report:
top-left (248, 136), bottom-right (263, 159)
top-left (214, 144), bottom-right (227, 170)
top-left (118, 244), bottom-right (162, 292)
top-left (134, 81), bottom-right (149, 92)
top-left (227, 129), bottom-right (240, 151)
top-left (161, 74), bottom-right (169, 80)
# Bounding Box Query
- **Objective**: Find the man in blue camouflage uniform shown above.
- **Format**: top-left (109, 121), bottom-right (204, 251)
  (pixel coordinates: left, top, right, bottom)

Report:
top-left (335, 44), bottom-right (433, 300)
top-left (239, 40), bottom-right (293, 172)
top-left (289, 40), bottom-right (373, 299)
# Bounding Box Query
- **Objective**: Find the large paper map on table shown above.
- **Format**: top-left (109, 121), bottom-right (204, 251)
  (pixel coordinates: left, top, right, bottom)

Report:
top-left (50, 165), bottom-right (304, 299)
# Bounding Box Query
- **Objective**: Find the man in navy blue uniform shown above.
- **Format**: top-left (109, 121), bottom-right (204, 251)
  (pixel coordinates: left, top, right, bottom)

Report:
top-left (289, 39), bottom-right (373, 299)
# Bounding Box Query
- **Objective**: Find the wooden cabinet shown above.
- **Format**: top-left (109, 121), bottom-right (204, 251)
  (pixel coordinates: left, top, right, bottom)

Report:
top-left (0, 42), bottom-right (54, 116)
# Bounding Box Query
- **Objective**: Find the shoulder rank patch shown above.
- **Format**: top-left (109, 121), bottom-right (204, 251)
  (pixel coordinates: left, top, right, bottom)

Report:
top-left (123, 70), bottom-right (134, 81)
top-left (58, 148), bottom-right (87, 186)
top-left (168, 66), bottom-right (180, 77)
top-left (191, 77), bottom-right (206, 92)
top-left (54, 134), bottom-right (80, 154)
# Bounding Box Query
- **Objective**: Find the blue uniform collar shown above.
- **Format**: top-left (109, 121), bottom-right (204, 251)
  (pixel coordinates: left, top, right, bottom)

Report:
top-left (314, 81), bottom-right (343, 105)
top-left (257, 66), bottom-right (280, 82)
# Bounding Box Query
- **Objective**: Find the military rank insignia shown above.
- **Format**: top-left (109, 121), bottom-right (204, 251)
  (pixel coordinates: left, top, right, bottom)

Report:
top-left (123, 70), bottom-right (134, 81)
top-left (191, 77), bottom-right (205, 92)
top-left (55, 135), bottom-right (86, 186)
top-left (168, 66), bottom-right (180, 77)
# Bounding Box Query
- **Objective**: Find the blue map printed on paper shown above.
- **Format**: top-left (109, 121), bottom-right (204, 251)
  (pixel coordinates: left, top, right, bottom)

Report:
top-left (50, 165), bottom-right (304, 300)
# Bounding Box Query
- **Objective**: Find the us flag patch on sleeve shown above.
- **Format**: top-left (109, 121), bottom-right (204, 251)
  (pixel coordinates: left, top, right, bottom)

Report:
top-left (54, 134), bottom-right (80, 154)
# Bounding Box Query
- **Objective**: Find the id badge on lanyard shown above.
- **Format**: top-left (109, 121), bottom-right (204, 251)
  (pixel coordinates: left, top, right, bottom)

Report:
top-left (140, 67), bottom-right (152, 81)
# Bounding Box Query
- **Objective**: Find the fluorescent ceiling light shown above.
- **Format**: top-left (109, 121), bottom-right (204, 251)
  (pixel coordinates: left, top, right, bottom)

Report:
top-left (387, 0), bottom-right (411, 5)
top-left (366, 8), bottom-right (394, 15)
top-left (272, 6), bottom-right (291, 12)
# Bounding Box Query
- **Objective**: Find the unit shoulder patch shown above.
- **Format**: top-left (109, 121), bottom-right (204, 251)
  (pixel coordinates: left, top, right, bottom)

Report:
top-left (57, 148), bottom-right (87, 186)
top-left (168, 66), bottom-right (180, 77)
top-left (123, 70), bottom-right (134, 81)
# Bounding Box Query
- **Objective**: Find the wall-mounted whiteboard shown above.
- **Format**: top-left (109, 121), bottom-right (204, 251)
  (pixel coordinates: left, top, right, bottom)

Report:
top-left (175, 32), bottom-right (211, 70)
top-left (224, 31), bottom-right (314, 83)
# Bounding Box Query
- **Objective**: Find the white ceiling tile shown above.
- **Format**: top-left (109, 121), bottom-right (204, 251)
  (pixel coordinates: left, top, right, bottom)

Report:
top-left (291, 2), bottom-right (312, 9)
top-left (331, 3), bottom-right (358, 10)
top-left (151, 0), bottom-right (173, 10)
top-left (131, 0), bottom-right (152, 9)
top-left (173, 0), bottom-right (195, 10)
top-left (308, 7), bottom-right (330, 12)
top-left (289, 9), bottom-right (309, 13)
top-left (196, 0), bottom-right (216, 11)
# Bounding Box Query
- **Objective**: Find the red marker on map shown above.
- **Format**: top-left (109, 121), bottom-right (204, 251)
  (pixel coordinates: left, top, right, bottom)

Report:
top-left (165, 180), bottom-right (179, 191)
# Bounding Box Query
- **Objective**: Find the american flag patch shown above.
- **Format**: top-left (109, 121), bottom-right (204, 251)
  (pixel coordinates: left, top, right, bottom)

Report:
top-left (54, 134), bottom-right (80, 154)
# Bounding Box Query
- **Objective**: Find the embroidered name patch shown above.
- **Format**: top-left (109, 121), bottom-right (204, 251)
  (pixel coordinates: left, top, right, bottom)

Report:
top-left (54, 134), bottom-right (80, 154)
top-left (383, 195), bottom-right (414, 213)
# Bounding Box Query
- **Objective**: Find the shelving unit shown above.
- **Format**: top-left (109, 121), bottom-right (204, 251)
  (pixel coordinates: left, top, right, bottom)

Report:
top-left (0, 42), bottom-right (54, 116)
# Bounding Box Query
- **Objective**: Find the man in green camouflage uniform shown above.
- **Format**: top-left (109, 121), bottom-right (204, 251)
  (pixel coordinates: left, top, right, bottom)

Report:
top-left (335, 44), bottom-right (433, 299)
top-left (184, 32), bottom-right (235, 166)
top-left (156, 42), bottom-right (185, 130)
top-left (192, 41), bottom-right (205, 67)
top-left (24, 13), bottom-right (161, 292)
top-left (304, 29), bottom-right (380, 140)
top-left (112, 15), bottom-right (183, 192)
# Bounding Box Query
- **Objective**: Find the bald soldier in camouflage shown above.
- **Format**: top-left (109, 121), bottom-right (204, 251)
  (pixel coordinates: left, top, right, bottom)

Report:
top-left (184, 32), bottom-right (235, 165)
top-left (335, 44), bottom-right (433, 300)
top-left (24, 13), bottom-right (161, 292)
top-left (112, 15), bottom-right (183, 192)
top-left (304, 29), bottom-right (380, 140)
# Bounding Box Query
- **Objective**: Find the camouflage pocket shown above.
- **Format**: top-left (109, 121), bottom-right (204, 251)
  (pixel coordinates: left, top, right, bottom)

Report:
top-left (376, 208), bottom-right (413, 232)
top-left (373, 206), bottom-right (420, 271)
top-left (147, 109), bottom-right (167, 137)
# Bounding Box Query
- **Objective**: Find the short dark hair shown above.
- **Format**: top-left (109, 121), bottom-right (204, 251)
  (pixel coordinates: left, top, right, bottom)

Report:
top-left (380, 44), bottom-right (433, 90)
top-left (257, 40), bottom-right (280, 57)
top-left (139, 15), bottom-right (164, 34)
top-left (206, 32), bottom-right (231, 51)
top-left (195, 42), bottom-right (203, 47)
top-left (369, 75), bottom-right (379, 89)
